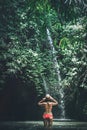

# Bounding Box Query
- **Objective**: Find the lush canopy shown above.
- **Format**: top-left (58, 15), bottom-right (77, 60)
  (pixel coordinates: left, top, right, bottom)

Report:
top-left (0, 0), bottom-right (87, 120)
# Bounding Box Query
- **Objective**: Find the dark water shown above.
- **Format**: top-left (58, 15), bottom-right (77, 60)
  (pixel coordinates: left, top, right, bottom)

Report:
top-left (0, 121), bottom-right (87, 130)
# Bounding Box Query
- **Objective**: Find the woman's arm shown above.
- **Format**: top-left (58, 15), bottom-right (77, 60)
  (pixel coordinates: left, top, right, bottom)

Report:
top-left (50, 96), bottom-right (58, 106)
top-left (38, 97), bottom-right (46, 106)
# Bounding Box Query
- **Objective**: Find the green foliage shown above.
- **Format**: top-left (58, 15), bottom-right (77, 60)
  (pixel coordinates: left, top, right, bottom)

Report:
top-left (57, 17), bottom-right (87, 106)
top-left (0, 0), bottom-right (87, 110)
top-left (50, 0), bottom-right (87, 22)
top-left (59, 37), bottom-right (70, 50)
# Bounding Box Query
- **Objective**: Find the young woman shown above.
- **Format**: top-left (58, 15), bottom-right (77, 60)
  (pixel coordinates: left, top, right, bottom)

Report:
top-left (38, 94), bottom-right (58, 128)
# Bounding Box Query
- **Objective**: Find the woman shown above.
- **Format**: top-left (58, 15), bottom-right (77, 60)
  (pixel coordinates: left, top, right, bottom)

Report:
top-left (38, 94), bottom-right (58, 128)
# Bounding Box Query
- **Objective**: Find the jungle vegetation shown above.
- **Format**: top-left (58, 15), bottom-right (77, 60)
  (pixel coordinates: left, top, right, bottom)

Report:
top-left (0, 0), bottom-right (87, 120)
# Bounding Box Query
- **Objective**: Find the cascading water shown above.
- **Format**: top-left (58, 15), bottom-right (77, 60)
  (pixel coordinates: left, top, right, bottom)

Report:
top-left (42, 76), bottom-right (49, 94)
top-left (46, 28), bottom-right (65, 119)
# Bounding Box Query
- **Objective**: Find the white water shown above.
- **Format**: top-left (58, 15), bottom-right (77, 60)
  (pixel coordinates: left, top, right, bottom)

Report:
top-left (46, 29), bottom-right (61, 83)
top-left (46, 28), bottom-right (65, 119)
top-left (42, 77), bottom-right (49, 94)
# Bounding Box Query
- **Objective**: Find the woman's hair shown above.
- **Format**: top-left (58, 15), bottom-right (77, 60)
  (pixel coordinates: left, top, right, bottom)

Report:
top-left (45, 94), bottom-right (51, 102)
top-left (45, 97), bottom-right (51, 102)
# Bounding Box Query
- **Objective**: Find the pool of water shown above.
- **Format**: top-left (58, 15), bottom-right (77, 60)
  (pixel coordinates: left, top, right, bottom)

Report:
top-left (0, 121), bottom-right (87, 130)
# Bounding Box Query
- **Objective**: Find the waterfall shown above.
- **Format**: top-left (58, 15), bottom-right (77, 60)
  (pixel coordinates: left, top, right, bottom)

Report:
top-left (46, 28), bottom-right (61, 83)
top-left (46, 28), bottom-right (65, 119)
top-left (42, 76), bottom-right (49, 94)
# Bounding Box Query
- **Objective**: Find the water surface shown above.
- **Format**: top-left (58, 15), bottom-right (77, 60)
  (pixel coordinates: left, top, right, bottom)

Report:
top-left (0, 121), bottom-right (87, 130)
